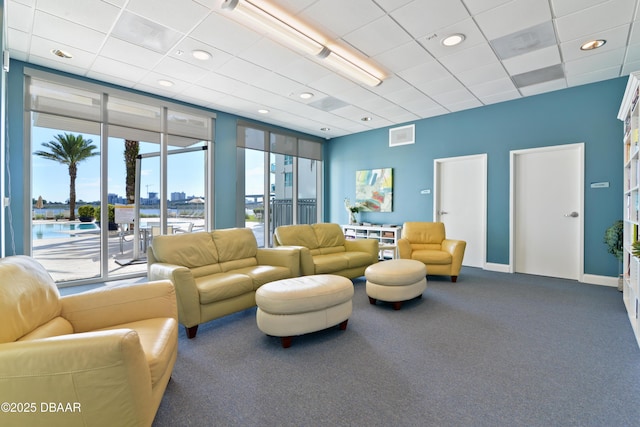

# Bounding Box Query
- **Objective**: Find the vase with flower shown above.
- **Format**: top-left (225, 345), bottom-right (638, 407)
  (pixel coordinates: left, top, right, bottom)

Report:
top-left (344, 198), bottom-right (362, 225)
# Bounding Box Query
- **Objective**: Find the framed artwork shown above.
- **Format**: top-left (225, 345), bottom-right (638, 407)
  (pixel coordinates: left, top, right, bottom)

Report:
top-left (355, 168), bottom-right (393, 212)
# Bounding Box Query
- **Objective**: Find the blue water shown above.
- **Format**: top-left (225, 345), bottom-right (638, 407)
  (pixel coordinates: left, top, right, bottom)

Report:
top-left (32, 222), bottom-right (99, 240)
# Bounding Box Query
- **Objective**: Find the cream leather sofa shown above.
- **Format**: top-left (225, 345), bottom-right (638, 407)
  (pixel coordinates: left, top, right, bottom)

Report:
top-left (0, 255), bottom-right (178, 427)
top-left (147, 228), bottom-right (300, 339)
top-left (273, 223), bottom-right (379, 279)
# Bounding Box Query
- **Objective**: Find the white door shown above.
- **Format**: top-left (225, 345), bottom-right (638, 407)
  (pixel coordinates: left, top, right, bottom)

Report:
top-left (434, 154), bottom-right (487, 268)
top-left (510, 143), bottom-right (584, 280)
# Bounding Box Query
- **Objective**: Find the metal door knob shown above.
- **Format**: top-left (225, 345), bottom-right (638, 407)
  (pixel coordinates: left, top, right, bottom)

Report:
top-left (439, 211), bottom-right (449, 215)
top-left (564, 211), bottom-right (579, 218)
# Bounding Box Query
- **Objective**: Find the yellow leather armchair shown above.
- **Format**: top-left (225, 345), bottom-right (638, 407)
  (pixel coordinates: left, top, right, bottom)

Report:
top-left (0, 256), bottom-right (178, 427)
top-left (397, 222), bottom-right (466, 282)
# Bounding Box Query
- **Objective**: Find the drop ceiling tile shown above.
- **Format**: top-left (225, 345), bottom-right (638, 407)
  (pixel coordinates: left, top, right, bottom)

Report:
top-left (430, 87), bottom-right (478, 106)
top-left (560, 24), bottom-right (630, 62)
top-left (420, 18), bottom-right (486, 59)
top-left (216, 57), bottom-right (272, 84)
top-left (439, 42), bottom-right (499, 74)
top-left (475, 0), bottom-right (552, 40)
top-left (154, 56), bottom-right (210, 82)
top-left (177, 84), bottom-right (227, 105)
top-left (27, 52), bottom-right (90, 77)
top-left (383, 86), bottom-right (431, 105)
top-left (195, 72), bottom-right (248, 94)
top-left (6, 1), bottom-right (34, 33)
top-left (236, 38), bottom-right (301, 72)
top-left (125, 0), bottom-right (209, 33)
top-left (554, 0), bottom-right (636, 42)
top-left (566, 66), bottom-right (621, 86)
top-left (398, 60), bottom-right (451, 86)
top-left (629, 20), bottom-right (640, 45)
top-left (369, 74), bottom-right (414, 97)
top-left (477, 89), bottom-right (521, 105)
top-left (447, 98), bottom-right (483, 112)
top-left (502, 45), bottom-right (561, 75)
top-left (564, 47), bottom-right (626, 75)
top-left (33, 11), bottom-right (106, 54)
top-left (519, 78), bottom-right (567, 96)
top-left (100, 36), bottom-right (164, 69)
top-left (550, 0), bottom-right (609, 17)
top-left (342, 16), bottom-right (413, 57)
top-left (462, 0), bottom-right (512, 15)
top-left (623, 59), bottom-right (640, 75)
top-left (391, 0), bottom-right (470, 39)
top-left (134, 76), bottom-right (191, 98)
top-left (372, 41), bottom-right (434, 74)
top-left (86, 70), bottom-right (136, 88)
top-left (468, 77), bottom-right (517, 97)
top-left (272, 57), bottom-right (332, 85)
top-left (90, 56), bottom-right (149, 82)
top-left (414, 75), bottom-right (465, 96)
top-left (170, 38), bottom-right (234, 70)
top-left (457, 62), bottom-right (508, 87)
top-left (7, 29), bottom-right (30, 58)
top-left (301, 0), bottom-right (386, 38)
top-left (374, 0), bottom-right (413, 12)
top-left (626, 42), bottom-right (640, 62)
top-left (252, 72), bottom-right (317, 100)
top-left (37, 0), bottom-right (120, 33)
top-left (190, 13), bottom-right (261, 57)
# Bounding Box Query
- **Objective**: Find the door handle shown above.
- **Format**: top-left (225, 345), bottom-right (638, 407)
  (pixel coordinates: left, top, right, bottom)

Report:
top-left (439, 211), bottom-right (448, 215)
top-left (564, 211), bottom-right (579, 218)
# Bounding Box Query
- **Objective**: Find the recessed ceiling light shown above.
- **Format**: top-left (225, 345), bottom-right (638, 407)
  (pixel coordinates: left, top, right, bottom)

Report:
top-left (258, 109), bottom-right (269, 114)
top-left (51, 49), bottom-right (73, 59)
top-left (320, 127), bottom-right (330, 132)
top-left (300, 92), bottom-right (314, 99)
top-left (192, 49), bottom-right (212, 60)
top-left (361, 116), bottom-right (372, 122)
top-left (580, 39), bottom-right (606, 51)
top-left (441, 34), bottom-right (465, 47)
top-left (158, 79), bottom-right (174, 87)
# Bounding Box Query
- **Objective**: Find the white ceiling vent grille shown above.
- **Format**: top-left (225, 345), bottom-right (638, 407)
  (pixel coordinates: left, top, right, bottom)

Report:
top-left (389, 124), bottom-right (415, 147)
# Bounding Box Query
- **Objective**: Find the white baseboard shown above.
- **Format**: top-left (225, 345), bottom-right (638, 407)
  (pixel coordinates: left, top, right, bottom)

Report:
top-left (581, 274), bottom-right (620, 288)
top-left (484, 262), bottom-right (510, 273)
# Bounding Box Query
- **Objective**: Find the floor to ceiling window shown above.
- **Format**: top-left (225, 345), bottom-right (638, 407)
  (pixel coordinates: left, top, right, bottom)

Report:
top-left (236, 122), bottom-right (323, 247)
top-left (27, 70), bottom-right (214, 285)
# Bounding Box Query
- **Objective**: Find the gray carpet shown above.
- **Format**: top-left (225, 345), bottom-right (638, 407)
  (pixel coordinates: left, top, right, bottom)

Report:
top-left (153, 268), bottom-right (640, 427)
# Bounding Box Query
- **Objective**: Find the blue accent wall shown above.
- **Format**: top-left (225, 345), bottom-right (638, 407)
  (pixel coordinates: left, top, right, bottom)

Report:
top-left (326, 77), bottom-right (626, 277)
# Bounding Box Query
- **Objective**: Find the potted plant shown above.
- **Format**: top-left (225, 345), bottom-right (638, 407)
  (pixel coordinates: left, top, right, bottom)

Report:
top-left (77, 205), bottom-right (95, 222)
top-left (604, 220), bottom-right (624, 290)
top-left (95, 204), bottom-right (118, 230)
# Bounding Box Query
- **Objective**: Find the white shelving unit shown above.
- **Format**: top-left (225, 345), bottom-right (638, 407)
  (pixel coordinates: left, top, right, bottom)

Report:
top-left (618, 70), bottom-right (640, 349)
top-left (342, 224), bottom-right (402, 259)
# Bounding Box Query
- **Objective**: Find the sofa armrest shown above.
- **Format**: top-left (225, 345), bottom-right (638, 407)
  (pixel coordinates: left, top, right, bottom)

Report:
top-left (61, 281), bottom-right (177, 333)
top-left (148, 263), bottom-right (201, 329)
top-left (397, 238), bottom-right (412, 259)
top-left (345, 238), bottom-right (379, 263)
top-left (442, 239), bottom-right (467, 274)
top-left (0, 330), bottom-right (153, 426)
top-left (257, 247), bottom-right (300, 277)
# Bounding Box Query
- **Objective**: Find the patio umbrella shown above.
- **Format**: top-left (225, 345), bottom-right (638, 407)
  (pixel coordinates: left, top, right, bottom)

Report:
top-left (188, 197), bottom-right (205, 204)
top-left (35, 195), bottom-right (44, 209)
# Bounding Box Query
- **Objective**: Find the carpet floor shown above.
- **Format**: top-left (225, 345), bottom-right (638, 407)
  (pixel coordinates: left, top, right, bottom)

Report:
top-left (153, 267), bottom-right (640, 427)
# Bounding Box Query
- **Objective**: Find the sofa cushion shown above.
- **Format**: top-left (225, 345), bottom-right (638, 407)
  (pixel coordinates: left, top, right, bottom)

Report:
top-left (411, 249), bottom-right (452, 265)
top-left (312, 223), bottom-right (346, 248)
top-left (152, 232), bottom-right (218, 268)
top-left (98, 317), bottom-right (177, 387)
top-left (213, 228), bottom-right (258, 263)
top-left (0, 256), bottom-right (62, 343)
top-left (196, 273), bottom-right (255, 304)
top-left (343, 251), bottom-right (374, 268)
top-left (220, 257), bottom-right (258, 273)
top-left (18, 317), bottom-right (74, 341)
top-left (313, 254), bottom-right (349, 274)
top-left (275, 224), bottom-right (319, 249)
top-left (233, 265), bottom-right (293, 289)
top-left (404, 222), bottom-right (445, 244)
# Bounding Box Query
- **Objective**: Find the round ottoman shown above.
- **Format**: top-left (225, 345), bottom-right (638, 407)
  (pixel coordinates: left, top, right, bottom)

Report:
top-left (365, 259), bottom-right (427, 310)
top-left (256, 274), bottom-right (354, 348)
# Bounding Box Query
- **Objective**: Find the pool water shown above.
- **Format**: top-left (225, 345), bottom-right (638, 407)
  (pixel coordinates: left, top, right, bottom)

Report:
top-left (33, 222), bottom-right (99, 240)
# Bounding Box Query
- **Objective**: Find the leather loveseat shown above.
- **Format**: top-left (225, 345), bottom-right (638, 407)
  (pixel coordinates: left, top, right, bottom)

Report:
top-left (147, 227), bottom-right (300, 338)
top-left (273, 223), bottom-right (379, 279)
top-left (0, 255), bottom-right (178, 427)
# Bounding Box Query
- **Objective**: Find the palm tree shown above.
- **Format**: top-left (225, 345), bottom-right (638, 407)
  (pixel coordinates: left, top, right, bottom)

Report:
top-left (124, 140), bottom-right (139, 204)
top-left (34, 133), bottom-right (99, 221)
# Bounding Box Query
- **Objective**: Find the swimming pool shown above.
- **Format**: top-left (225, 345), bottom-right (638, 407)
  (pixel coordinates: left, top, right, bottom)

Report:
top-left (32, 222), bottom-right (99, 240)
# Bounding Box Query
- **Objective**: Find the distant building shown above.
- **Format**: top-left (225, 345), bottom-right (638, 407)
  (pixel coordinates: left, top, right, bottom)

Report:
top-left (171, 192), bottom-right (186, 202)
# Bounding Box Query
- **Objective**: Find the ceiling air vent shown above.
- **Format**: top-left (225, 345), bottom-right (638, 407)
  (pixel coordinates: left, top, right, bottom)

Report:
top-left (389, 124), bottom-right (415, 147)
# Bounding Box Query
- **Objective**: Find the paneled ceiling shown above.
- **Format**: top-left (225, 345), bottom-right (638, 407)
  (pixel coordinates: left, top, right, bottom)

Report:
top-left (6, 0), bottom-right (640, 138)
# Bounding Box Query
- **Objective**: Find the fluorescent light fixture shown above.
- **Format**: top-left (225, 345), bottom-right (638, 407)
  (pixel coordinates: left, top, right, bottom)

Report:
top-left (221, 0), bottom-right (324, 56)
top-left (323, 51), bottom-right (382, 87)
top-left (580, 39), bottom-right (606, 51)
top-left (221, 0), bottom-right (384, 87)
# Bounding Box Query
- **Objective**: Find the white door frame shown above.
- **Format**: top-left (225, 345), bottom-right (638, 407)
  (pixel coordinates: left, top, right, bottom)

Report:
top-left (509, 143), bottom-right (584, 280)
top-left (434, 153), bottom-right (487, 269)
